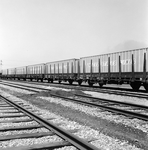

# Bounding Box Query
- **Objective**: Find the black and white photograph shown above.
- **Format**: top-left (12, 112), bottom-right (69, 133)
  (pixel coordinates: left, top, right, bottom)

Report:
top-left (0, 0), bottom-right (148, 149)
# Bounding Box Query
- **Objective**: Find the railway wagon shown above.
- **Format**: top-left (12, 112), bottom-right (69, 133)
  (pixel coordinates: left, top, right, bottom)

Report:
top-left (26, 63), bottom-right (45, 82)
top-left (15, 66), bottom-right (27, 80)
top-left (7, 68), bottom-right (16, 79)
top-left (45, 59), bottom-right (79, 84)
top-left (1, 69), bottom-right (8, 79)
top-left (79, 48), bottom-right (148, 91)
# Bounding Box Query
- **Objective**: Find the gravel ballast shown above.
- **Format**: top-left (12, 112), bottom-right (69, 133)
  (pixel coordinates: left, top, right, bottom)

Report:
top-left (0, 84), bottom-right (147, 149)
top-left (39, 96), bottom-right (148, 133)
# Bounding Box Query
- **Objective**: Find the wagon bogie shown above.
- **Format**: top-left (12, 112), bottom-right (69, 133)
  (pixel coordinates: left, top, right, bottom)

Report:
top-left (130, 81), bottom-right (141, 91)
top-left (77, 79), bottom-right (83, 85)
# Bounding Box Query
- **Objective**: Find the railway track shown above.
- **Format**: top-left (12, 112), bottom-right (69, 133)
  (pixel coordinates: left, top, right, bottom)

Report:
top-left (61, 94), bottom-right (148, 121)
top-left (1, 81), bottom-right (148, 121)
top-left (57, 82), bottom-right (148, 99)
top-left (0, 95), bottom-right (100, 150)
top-left (1, 79), bottom-right (148, 99)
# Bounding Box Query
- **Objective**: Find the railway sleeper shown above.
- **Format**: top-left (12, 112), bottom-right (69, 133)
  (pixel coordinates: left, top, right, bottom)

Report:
top-left (3, 141), bottom-right (71, 150)
top-left (0, 118), bottom-right (33, 123)
top-left (0, 124), bottom-right (43, 132)
top-left (0, 132), bottom-right (54, 141)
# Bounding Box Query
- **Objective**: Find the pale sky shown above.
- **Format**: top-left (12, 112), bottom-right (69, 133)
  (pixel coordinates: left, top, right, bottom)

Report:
top-left (0, 0), bottom-right (148, 69)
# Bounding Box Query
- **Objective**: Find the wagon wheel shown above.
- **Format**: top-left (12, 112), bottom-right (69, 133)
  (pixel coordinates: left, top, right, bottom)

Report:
top-left (88, 81), bottom-right (93, 86)
top-left (78, 80), bottom-right (82, 85)
top-left (143, 83), bottom-right (148, 92)
top-left (69, 80), bottom-right (73, 85)
top-left (99, 83), bottom-right (103, 88)
top-left (130, 81), bottom-right (141, 91)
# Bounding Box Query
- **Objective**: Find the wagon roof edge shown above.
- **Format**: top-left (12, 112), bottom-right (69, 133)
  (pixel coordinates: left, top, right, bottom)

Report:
top-left (80, 47), bottom-right (148, 59)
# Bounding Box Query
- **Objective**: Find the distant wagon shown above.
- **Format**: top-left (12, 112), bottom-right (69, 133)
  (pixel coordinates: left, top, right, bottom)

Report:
top-left (45, 58), bottom-right (79, 84)
top-left (26, 63), bottom-right (45, 82)
top-left (15, 66), bottom-right (27, 80)
top-left (1, 69), bottom-right (8, 79)
top-left (7, 68), bottom-right (16, 79)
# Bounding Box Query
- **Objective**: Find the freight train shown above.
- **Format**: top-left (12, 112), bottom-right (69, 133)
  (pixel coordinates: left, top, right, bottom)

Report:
top-left (1, 47), bottom-right (148, 92)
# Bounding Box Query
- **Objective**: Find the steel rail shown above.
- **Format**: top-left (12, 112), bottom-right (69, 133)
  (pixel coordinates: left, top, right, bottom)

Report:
top-left (92, 88), bottom-right (148, 99)
top-left (0, 95), bottom-right (100, 150)
top-left (75, 93), bottom-right (148, 109)
top-left (50, 93), bottom-right (148, 121)
top-left (1, 81), bottom-right (148, 121)
top-left (1, 81), bottom-right (148, 98)
top-left (0, 82), bottom-right (39, 92)
top-left (2, 81), bottom-right (148, 110)
top-left (2, 79), bottom-right (148, 99)
top-left (1, 81), bottom-right (49, 91)
top-left (2, 81), bottom-right (148, 118)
